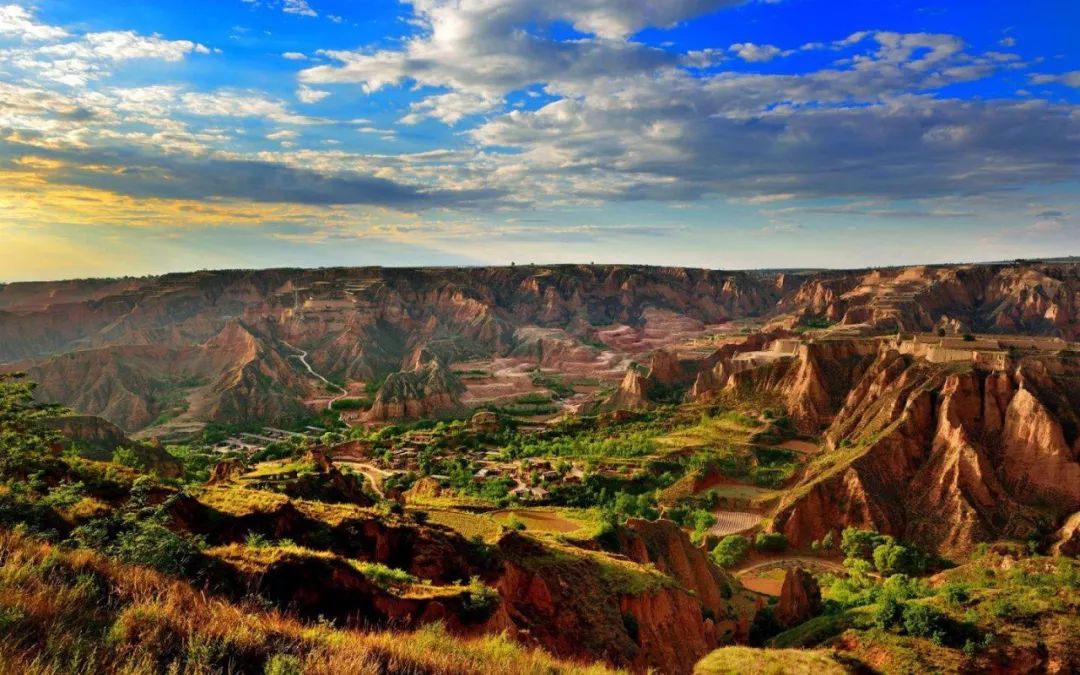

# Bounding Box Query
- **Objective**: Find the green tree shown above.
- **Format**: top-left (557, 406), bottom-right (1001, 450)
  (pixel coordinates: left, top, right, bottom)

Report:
top-left (754, 532), bottom-right (788, 553)
top-left (711, 535), bottom-right (750, 567)
top-left (0, 373), bottom-right (65, 476)
top-left (874, 595), bottom-right (905, 630)
top-left (840, 527), bottom-right (887, 561)
top-left (873, 541), bottom-right (923, 576)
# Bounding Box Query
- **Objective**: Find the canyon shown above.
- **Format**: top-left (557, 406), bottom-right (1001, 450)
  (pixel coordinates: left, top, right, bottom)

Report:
top-left (1, 260), bottom-right (1078, 674)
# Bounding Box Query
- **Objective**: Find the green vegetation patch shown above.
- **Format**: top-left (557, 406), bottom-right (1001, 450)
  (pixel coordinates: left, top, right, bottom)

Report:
top-left (695, 646), bottom-right (849, 674)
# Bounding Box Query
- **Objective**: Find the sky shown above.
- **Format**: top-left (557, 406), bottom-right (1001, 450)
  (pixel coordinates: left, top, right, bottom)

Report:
top-left (0, 0), bottom-right (1078, 281)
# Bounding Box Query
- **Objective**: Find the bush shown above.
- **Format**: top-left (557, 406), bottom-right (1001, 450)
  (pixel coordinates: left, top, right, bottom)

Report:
top-left (873, 542), bottom-right (925, 576)
top-left (874, 596), bottom-right (905, 630)
top-left (464, 576), bottom-right (499, 614)
top-left (840, 528), bottom-right (887, 561)
top-left (111, 520), bottom-right (205, 576)
top-left (754, 532), bottom-right (787, 554)
top-left (264, 654), bottom-right (303, 675)
top-left (711, 535), bottom-right (750, 567)
top-left (901, 603), bottom-right (947, 640)
top-left (691, 509), bottom-right (717, 533)
top-left (355, 562), bottom-right (418, 590)
top-left (941, 583), bottom-right (970, 607)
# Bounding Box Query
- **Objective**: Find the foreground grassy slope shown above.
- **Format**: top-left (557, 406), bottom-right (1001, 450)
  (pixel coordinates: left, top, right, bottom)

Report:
top-left (0, 528), bottom-right (619, 675)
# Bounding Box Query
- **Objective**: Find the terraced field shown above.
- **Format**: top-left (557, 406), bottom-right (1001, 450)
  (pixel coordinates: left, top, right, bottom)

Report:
top-left (708, 510), bottom-right (761, 536)
top-left (420, 508), bottom-right (503, 542)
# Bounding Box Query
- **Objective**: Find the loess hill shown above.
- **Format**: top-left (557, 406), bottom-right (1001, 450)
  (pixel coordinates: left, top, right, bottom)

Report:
top-left (1, 261), bottom-right (1079, 436)
top-left (0, 260), bottom-right (1079, 674)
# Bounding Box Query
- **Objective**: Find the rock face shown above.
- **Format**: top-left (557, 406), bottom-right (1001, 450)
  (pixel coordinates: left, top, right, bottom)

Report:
top-left (774, 567), bottom-right (822, 627)
top-left (367, 356), bottom-right (466, 421)
top-left (4, 261), bottom-right (1079, 433)
top-left (1052, 512), bottom-right (1080, 557)
top-left (488, 521), bottom-right (744, 675)
top-left (775, 262), bottom-right (1080, 339)
top-left (43, 414), bottom-right (183, 477)
top-left (601, 366), bottom-right (652, 411)
top-left (687, 334), bottom-right (1080, 557)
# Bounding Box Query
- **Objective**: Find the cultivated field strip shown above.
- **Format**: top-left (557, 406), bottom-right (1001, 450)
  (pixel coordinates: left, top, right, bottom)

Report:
top-left (708, 510), bottom-right (761, 536)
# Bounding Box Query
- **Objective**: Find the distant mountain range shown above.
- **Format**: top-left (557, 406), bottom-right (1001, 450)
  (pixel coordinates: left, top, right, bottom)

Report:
top-left (1, 261), bottom-right (1078, 436)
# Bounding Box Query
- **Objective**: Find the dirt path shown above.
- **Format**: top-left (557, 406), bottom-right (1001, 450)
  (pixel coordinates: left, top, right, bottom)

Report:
top-left (736, 556), bottom-right (846, 576)
top-left (281, 340), bottom-right (352, 427)
top-left (336, 460), bottom-right (387, 498)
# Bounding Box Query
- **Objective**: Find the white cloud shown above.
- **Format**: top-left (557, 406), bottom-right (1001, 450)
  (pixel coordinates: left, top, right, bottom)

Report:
top-left (282, 51), bottom-right (307, 61)
top-left (296, 84), bottom-right (330, 104)
top-left (299, 0), bottom-right (746, 121)
top-left (0, 4), bottom-right (68, 41)
top-left (181, 90), bottom-right (318, 125)
top-left (267, 129), bottom-right (299, 140)
top-left (283, 0), bottom-right (317, 17)
top-left (0, 7), bottom-right (210, 86)
top-left (1029, 70), bottom-right (1080, 88)
top-left (401, 91), bottom-right (499, 125)
top-left (729, 42), bottom-right (791, 62)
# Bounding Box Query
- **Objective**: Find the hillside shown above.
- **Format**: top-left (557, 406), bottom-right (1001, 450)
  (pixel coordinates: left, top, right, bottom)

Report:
top-left (0, 262), bottom-right (1078, 674)
top-left (2, 261), bottom-right (1079, 435)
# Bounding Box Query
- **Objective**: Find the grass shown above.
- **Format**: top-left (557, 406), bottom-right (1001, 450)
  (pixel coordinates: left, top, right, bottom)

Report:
top-left (694, 646), bottom-right (849, 674)
top-left (198, 485), bottom-right (382, 526)
top-left (657, 411), bottom-right (761, 451)
top-left (515, 536), bottom-right (676, 595)
top-left (242, 460), bottom-right (318, 479)
top-left (198, 486), bottom-right (291, 516)
top-left (769, 607), bottom-right (872, 648)
top-left (420, 508), bottom-right (503, 542)
top-left (292, 499), bottom-right (381, 526)
top-left (0, 528), bottom-right (619, 674)
top-left (490, 508), bottom-right (592, 535)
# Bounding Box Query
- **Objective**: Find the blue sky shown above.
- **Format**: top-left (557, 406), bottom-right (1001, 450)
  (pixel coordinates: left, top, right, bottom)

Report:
top-left (0, 0), bottom-right (1078, 280)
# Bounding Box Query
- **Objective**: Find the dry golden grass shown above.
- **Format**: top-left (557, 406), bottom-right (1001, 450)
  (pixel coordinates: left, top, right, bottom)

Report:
top-left (197, 486), bottom-right (291, 516)
top-left (694, 646), bottom-right (849, 674)
top-left (0, 529), bottom-right (621, 674)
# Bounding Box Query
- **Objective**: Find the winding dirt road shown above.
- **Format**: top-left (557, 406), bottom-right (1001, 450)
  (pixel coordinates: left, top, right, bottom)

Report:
top-left (282, 340), bottom-right (352, 427)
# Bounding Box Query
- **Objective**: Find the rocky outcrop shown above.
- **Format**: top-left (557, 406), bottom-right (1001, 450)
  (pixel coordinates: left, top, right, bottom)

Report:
top-left (767, 349), bottom-right (1080, 556)
top-left (367, 356), bottom-right (466, 421)
top-left (774, 567), bottom-right (822, 628)
top-left (490, 524), bottom-right (743, 675)
top-left (618, 519), bottom-right (738, 622)
top-left (722, 339), bottom-right (879, 434)
top-left (214, 547), bottom-right (489, 630)
top-left (601, 366), bottom-right (652, 412)
top-left (1001, 388), bottom-right (1080, 506)
top-left (1051, 512), bottom-right (1080, 557)
top-left (774, 263), bottom-right (1080, 339)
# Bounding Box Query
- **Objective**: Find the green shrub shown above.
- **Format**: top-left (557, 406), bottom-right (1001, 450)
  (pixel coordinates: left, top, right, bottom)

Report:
top-left (840, 528), bottom-right (887, 561)
top-left (264, 654), bottom-right (302, 675)
top-left (711, 535), bottom-right (750, 567)
top-left (355, 562), bottom-right (418, 590)
top-left (754, 532), bottom-right (787, 554)
top-left (941, 583), bottom-right (970, 607)
top-left (111, 520), bottom-right (205, 576)
top-left (873, 542), bottom-right (925, 576)
top-left (874, 596), bottom-right (905, 630)
top-left (901, 603), bottom-right (947, 640)
top-left (464, 576), bottom-right (499, 614)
